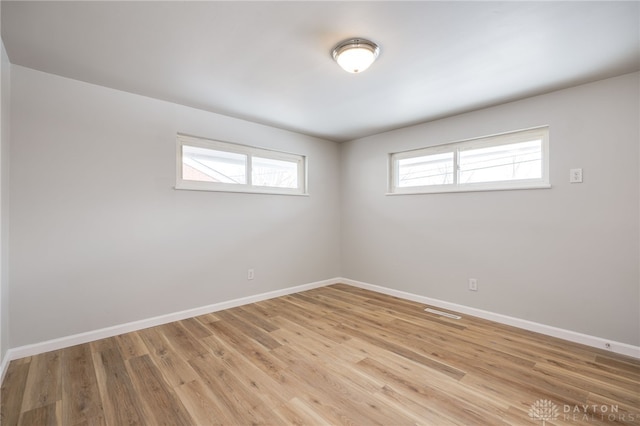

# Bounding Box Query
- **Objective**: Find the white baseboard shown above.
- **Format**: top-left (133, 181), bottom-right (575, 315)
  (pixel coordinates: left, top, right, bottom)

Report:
top-left (340, 278), bottom-right (640, 359)
top-left (2, 276), bottom-right (638, 383)
top-left (0, 277), bottom-right (339, 383)
top-left (0, 349), bottom-right (10, 384)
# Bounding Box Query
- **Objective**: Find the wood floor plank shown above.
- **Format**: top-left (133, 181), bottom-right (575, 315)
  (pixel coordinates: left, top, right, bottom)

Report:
top-left (272, 341), bottom-right (380, 395)
top-left (191, 313), bottom-right (220, 327)
top-left (280, 352), bottom-right (417, 426)
top-left (261, 297), bottom-right (353, 343)
top-left (187, 352), bottom-right (273, 425)
top-left (270, 316), bottom-right (367, 365)
top-left (336, 321), bottom-right (466, 380)
top-left (271, 397), bottom-right (333, 425)
top-left (198, 334), bottom-right (228, 358)
top-left (20, 350), bottom-right (62, 413)
top-left (463, 317), bottom-right (606, 364)
top-left (89, 337), bottom-right (118, 355)
top-left (157, 321), bottom-right (209, 360)
top-left (545, 357), bottom-right (640, 387)
top-left (136, 327), bottom-right (199, 388)
top-left (114, 331), bottom-right (149, 360)
top-left (385, 316), bottom-right (536, 370)
top-left (251, 300), bottom-right (284, 320)
top-left (356, 356), bottom-right (509, 425)
top-left (586, 392), bottom-right (640, 425)
top-left (178, 317), bottom-right (214, 340)
top-left (329, 285), bottom-right (468, 332)
top-left (2, 283), bottom-right (639, 425)
top-left (214, 309), bottom-right (282, 350)
top-left (533, 362), bottom-right (640, 407)
top-left (205, 320), bottom-right (287, 380)
top-left (60, 344), bottom-right (105, 426)
top-left (292, 291), bottom-right (395, 328)
top-left (18, 401), bottom-right (60, 426)
top-left (0, 360), bottom-right (31, 426)
top-left (212, 335), bottom-right (294, 409)
top-left (460, 368), bottom-right (569, 416)
top-left (127, 354), bottom-right (194, 426)
top-left (173, 379), bottom-right (236, 426)
top-left (91, 347), bottom-right (147, 426)
top-left (363, 348), bottom-right (524, 423)
top-left (372, 384), bottom-right (459, 426)
top-left (595, 354), bottom-right (640, 373)
top-left (232, 305), bottom-right (280, 332)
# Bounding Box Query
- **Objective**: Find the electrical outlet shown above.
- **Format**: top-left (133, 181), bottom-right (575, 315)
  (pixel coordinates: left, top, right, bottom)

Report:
top-left (247, 269), bottom-right (254, 280)
top-left (570, 168), bottom-right (583, 183)
top-left (469, 278), bottom-right (478, 291)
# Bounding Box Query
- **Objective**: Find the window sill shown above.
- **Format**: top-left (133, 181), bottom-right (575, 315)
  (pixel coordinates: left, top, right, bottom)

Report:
top-left (174, 184), bottom-right (309, 196)
top-left (387, 183), bottom-right (551, 195)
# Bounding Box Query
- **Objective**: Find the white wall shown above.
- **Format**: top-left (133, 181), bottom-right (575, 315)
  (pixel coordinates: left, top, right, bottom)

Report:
top-left (0, 9), bottom-right (9, 363)
top-left (6, 63), bottom-right (639, 351)
top-left (9, 66), bottom-right (341, 348)
top-left (341, 72), bottom-right (640, 346)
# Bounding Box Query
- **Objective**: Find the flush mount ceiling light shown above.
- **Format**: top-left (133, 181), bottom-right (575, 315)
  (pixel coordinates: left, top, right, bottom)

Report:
top-left (331, 38), bottom-right (380, 74)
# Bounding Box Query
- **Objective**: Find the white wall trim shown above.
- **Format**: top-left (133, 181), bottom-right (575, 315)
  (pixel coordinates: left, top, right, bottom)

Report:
top-left (2, 275), bottom-right (637, 383)
top-left (0, 277), bottom-right (340, 382)
top-left (0, 350), bottom-right (10, 384)
top-left (340, 278), bottom-right (640, 359)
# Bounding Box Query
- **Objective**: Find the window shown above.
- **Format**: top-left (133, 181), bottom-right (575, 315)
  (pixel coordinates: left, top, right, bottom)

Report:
top-left (389, 127), bottom-right (549, 194)
top-left (176, 134), bottom-right (307, 195)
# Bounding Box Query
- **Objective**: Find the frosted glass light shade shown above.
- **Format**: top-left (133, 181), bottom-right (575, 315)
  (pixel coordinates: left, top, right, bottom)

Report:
top-left (332, 39), bottom-right (379, 73)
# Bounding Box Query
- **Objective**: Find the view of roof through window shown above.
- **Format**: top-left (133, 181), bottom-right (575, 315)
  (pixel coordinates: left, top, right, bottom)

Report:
top-left (182, 145), bottom-right (246, 184)
top-left (177, 135), bottom-right (306, 195)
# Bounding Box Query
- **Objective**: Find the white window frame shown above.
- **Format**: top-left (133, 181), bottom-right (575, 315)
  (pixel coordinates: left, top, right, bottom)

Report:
top-left (388, 126), bottom-right (550, 195)
top-left (176, 134), bottom-right (308, 195)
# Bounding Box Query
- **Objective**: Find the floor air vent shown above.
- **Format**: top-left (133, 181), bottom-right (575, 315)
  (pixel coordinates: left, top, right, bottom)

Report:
top-left (424, 308), bottom-right (461, 320)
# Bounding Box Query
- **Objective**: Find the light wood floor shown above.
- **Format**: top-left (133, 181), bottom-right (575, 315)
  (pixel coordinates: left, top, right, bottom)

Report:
top-left (1, 284), bottom-right (639, 425)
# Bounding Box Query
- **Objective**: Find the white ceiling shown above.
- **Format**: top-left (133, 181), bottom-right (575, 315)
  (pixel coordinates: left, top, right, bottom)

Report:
top-left (2, 1), bottom-right (639, 142)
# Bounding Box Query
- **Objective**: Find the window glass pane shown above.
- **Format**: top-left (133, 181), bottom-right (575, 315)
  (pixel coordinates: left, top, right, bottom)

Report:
top-left (458, 140), bottom-right (542, 184)
top-left (252, 156), bottom-right (298, 188)
top-left (182, 145), bottom-right (246, 184)
top-left (398, 152), bottom-right (454, 187)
